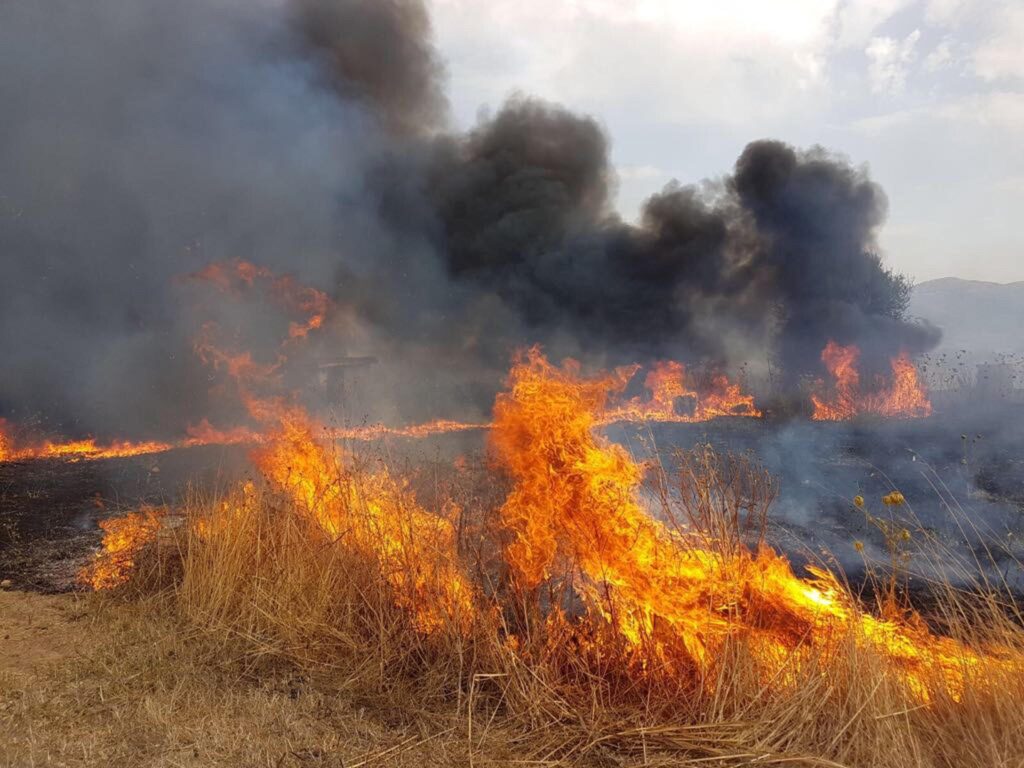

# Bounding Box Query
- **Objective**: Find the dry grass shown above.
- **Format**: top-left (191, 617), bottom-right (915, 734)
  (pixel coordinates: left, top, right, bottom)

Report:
top-left (84, 447), bottom-right (1022, 768)
top-left (9, 446), bottom-right (1024, 767)
top-left (0, 591), bottom-right (498, 767)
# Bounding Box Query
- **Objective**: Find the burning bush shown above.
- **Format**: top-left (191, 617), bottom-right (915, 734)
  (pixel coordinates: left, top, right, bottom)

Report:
top-left (78, 507), bottom-right (166, 591)
top-left (812, 341), bottom-right (933, 421)
top-left (85, 349), bottom-right (1024, 766)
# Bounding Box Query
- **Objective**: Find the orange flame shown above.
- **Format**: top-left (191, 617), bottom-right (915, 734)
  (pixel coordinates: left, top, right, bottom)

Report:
top-left (603, 360), bottom-right (760, 424)
top-left (247, 397), bottom-right (474, 633)
top-left (3, 250), bottom-right (761, 467)
top-left (491, 348), bottom-right (1011, 699)
top-left (78, 507), bottom-right (165, 590)
top-left (811, 341), bottom-right (932, 421)
top-left (190, 259), bottom-right (332, 340)
top-left (72, 343), bottom-right (1020, 700)
top-left (0, 419), bottom-right (177, 463)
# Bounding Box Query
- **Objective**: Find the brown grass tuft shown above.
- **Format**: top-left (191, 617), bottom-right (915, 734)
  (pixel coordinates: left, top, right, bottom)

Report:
top-left (73, 446), bottom-right (1024, 768)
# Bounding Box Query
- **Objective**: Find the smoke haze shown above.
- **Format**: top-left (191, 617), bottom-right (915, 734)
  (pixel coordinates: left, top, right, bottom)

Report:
top-left (0, 0), bottom-right (938, 438)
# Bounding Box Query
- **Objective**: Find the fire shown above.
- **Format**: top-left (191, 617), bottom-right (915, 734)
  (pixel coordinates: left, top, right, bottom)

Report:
top-left (491, 348), bottom-right (1012, 699)
top-left (189, 259), bottom-right (332, 340)
top-left (75, 341), bottom-right (1019, 700)
top-left (27, 256), bottom-right (1019, 711)
top-left (0, 419), bottom-right (13, 463)
top-left (247, 397), bottom-right (474, 633)
top-left (812, 341), bottom-right (932, 421)
top-left (78, 507), bottom-right (165, 590)
top-left (603, 360), bottom-right (761, 424)
top-left (0, 416), bottom-right (493, 465)
top-left (183, 419), bottom-right (261, 447)
top-left (0, 420), bottom-right (177, 463)
top-left (326, 418), bottom-right (490, 441)
top-left (2, 252), bottom-right (761, 466)
top-left (0, 418), bottom-right (255, 464)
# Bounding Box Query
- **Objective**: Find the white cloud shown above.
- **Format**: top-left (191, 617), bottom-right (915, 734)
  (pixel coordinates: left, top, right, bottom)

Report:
top-left (866, 29), bottom-right (920, 95)
top-left (853, 91), bottom-right (1024, 134)
top-left (835, 0), bottom-right (916, 48)
top-left (430, 0), bottom-right (839, 128)
top-left (924, 37), bottom-right (955, 72)
top-left (936, 91), bottom-right (1024, 128)
top-left (923, 0), bottom-right (977, 26)
top-left (974, 4), bottom-right (1024, 80)
top-left (616, 164), bottom-right (669, 182)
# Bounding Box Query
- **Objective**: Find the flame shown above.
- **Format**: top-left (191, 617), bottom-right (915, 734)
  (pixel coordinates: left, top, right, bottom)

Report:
top-left (78, 507), bottom-right (165, 590)
top-left (491, 348), bottom-right (1013, 699)
top-left (72, 341), bottom-right (1019, 700)
top-left (50, 258), bottom-right (1020, 705)
top-left (325, 418), bottom-right (490, 441)
top-left (603, 360), bottom-right (761, 424)
top-left (3, 251), bottom-right (760, 466)
top-left (182, 419), bottom-right (261, 447)
top-left (247, 397), bottom-right (474, 633)
top-left (0, 418), bottom-right (13, 463)
top-left (0, 419), bottom-right (177, 462)
top-left (812, 341), bottom-right (932, 421)
top-left (0, 416), bottom-right (494, 464)
top-left (190, 259), bottom-right (332, 340)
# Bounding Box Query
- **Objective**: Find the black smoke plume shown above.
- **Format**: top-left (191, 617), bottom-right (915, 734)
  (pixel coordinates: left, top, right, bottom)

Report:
top-left (0, 0), bottom-right (937, 438)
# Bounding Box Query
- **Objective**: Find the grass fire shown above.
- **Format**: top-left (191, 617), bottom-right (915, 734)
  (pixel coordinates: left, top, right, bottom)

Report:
top-left (3, 1), bottom-right (1024, 766)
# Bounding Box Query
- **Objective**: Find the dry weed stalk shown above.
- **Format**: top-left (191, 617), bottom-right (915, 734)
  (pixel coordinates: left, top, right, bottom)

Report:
top-left (100, 441), bottom-right (1024, 768)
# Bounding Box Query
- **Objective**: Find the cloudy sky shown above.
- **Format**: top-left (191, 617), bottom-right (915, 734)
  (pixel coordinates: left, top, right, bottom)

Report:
top-left (430, 0), bottom-right (1023, 283)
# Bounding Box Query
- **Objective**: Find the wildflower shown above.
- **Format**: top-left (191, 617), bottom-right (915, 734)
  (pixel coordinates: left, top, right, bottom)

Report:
top-left (900, 529), bottom-right (911, 541)
top-left (882, 491), bottom-right (905, 506)
top-left (853, 495), bottom-right (864, 508)
top-left (854, 540), bottom-right (865, 553)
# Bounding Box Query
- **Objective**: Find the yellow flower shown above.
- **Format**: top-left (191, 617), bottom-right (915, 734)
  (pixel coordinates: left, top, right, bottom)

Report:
top-left (853, 495), bottom-right (864, 508)
top-left (854, 540), bottom-right (865, 553)
top-left (882, 491), bottom-right (905, 506)
top-left (900, 529), bottom-right (911, 541)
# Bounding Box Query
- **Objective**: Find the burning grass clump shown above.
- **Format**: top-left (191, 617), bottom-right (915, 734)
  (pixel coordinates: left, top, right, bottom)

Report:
top-left (102, 351), bottom-right (1024, 767)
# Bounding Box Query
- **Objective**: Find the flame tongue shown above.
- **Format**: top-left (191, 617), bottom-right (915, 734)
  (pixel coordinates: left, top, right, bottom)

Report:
top-left (603, 360), bottom-right (761, 424)
top-left (74, 343), bottom-right (1020, 701)
top-left (246, 397), bottom-right (474, 634)
top-left (812, 341), bottom-right (932, 421)
top-left (491, 348), bottom-right (1006, 697)
top-left (78, 507), bottom-right (166, 590)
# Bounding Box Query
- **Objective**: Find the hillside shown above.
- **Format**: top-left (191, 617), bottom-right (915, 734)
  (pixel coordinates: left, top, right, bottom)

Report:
top-left (910, 277), bottom-right (1024, 357)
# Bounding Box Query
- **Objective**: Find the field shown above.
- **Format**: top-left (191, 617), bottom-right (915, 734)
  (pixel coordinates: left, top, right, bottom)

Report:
top-left (3, 356), bottom-right (1024, 767)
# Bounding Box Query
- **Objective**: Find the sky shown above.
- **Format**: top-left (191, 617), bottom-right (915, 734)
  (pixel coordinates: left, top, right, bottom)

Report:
top-left (430, 0), bottom-right (1024, 283)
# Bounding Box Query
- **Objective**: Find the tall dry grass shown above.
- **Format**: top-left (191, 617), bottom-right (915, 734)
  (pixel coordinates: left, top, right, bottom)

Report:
top-left (117, 448), bottom-right (1024, 767)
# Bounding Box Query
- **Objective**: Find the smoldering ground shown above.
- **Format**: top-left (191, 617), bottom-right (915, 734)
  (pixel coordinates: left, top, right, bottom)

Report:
top-left (0, 0), bottom-right (938, 439)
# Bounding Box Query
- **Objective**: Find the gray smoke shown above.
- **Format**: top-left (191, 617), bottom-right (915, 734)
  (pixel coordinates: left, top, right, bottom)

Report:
top-left (291, 0), bottom-right (448, 135)
top-left (0, 0), bottom-right (938, 438)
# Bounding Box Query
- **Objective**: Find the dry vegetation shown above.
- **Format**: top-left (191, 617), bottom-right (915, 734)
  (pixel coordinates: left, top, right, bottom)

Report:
top-left (10, 462), bottom-right (1018, 766)
top-left (0, 591), bottom-right (486, 767)
top-left (5, 354), bottom-right (1024, 767)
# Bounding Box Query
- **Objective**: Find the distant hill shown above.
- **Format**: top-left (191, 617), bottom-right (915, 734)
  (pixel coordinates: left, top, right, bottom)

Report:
top-left (909, 277), bottom-right (1024, 357)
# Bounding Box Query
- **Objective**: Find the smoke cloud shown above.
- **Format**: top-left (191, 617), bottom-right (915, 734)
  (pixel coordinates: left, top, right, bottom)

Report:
top-left (0, 0), bottom-right (938, 438)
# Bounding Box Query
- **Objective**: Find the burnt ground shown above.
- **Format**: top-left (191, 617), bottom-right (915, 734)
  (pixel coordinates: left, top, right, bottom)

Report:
top-left (624, 407), bottom-right (1024, 591)
top-left (2, 408), bottom-right (1024, 593)
top-left (0, 446), bottom-right (250, 591)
